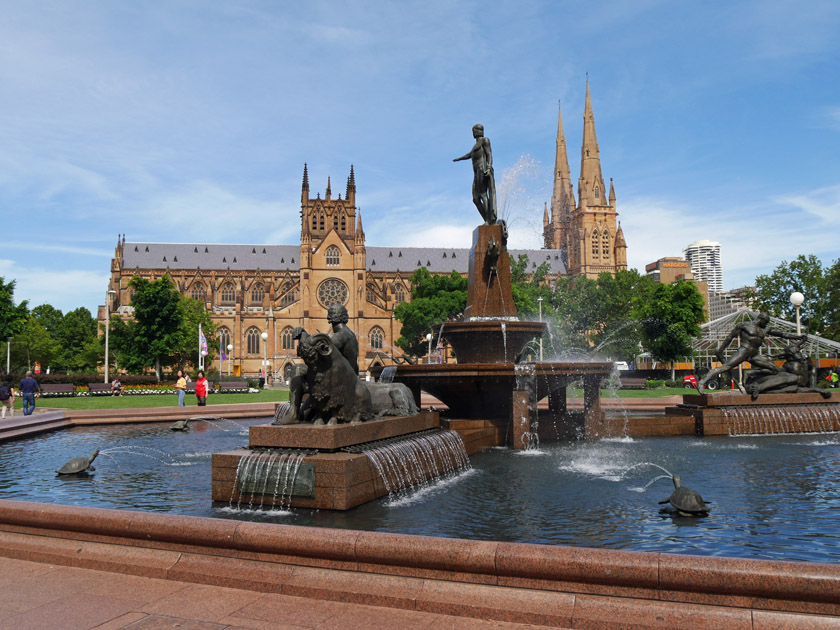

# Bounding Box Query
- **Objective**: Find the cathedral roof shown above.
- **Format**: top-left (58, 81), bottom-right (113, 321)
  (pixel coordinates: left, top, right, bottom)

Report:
top-left (122, 243), bottom-right (301, 271)
top-left (121, 242), bottom-right (567, 275)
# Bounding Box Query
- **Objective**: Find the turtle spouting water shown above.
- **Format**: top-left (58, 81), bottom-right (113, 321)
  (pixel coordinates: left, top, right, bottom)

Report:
top-left (170, 417), bottom-right (191, 431)
top-left (658, 475), bottom-right (710, 517)
top-left (56, 450), bottom-right (99, 476)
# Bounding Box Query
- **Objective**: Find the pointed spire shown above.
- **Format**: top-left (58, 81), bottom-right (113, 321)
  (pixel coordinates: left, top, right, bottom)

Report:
top-left (326, 176), bottom-right (331, 199)
top-left (609, 177), bottom-right (616, 206)
top-left (302, 163), bottom-right (309, 190)
top-left (579, 77), bottom-right (606, 208)
top-left (551, 100), bottom-right (573, 217)
top-left (543, 202), bottom-right (549, 225)
top-left (356, 209), bottom-right (364, 238)
top-left (615, 221), bottom-right (626, 247)
top-left (348, 164), bottom-right (355, 192)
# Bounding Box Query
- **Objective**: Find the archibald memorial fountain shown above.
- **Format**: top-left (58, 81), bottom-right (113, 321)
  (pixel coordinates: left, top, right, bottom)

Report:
top-left (211, 124), bottom-right (613, 510)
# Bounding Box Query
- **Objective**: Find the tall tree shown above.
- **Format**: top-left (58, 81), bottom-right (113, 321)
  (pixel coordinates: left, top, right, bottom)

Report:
top-left (752, 254), bottom-right (838, 338)
top-left (637, 280), bottom-right (706, 379)
top-left (53, 307), bottom-right (99, 372)
top-left (394, 268), bottom-right (467, 358)
top-left (130, 275), bottom-right (186, 379)
top-left (174, 297), bottom-right (216, 369)
top-left (10, 317), bottom-right (60, 372)
top-left (0, 278), bottom-right (29, 368)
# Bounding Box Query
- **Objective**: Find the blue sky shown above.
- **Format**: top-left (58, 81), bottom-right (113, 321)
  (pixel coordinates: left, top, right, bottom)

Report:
top-left (1, 0), bottom-right (838, 315)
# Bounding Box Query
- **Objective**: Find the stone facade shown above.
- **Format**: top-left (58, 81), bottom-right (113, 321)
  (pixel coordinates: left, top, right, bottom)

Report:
top-left (543, 80), bottom-right (627, 278)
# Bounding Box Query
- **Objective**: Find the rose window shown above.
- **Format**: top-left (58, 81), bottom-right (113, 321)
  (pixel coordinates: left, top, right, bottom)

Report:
top-left (317, 278), bottom-right (349, 307)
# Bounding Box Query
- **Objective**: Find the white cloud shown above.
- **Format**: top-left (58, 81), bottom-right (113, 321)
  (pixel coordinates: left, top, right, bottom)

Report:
top-left (774, 185), bottom-right (840, 223)
top-left (0, 259), bottom-right (108, 314)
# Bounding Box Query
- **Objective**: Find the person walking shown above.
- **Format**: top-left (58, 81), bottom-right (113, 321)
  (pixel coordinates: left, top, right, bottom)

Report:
top-left (0, 375), bottom-right (14, 419)
top-left (195, 370), bottom-right (208, 406)
top-left (19, 371), bottom-right (39, 416)
top-left (830, 369), bottom-right (839, 388)
top-left (174, 370), bottom-right (187, 407)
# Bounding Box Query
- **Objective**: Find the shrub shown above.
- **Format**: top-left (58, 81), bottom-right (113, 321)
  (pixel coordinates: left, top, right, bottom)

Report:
top-left (645, 379), bottom-right (666, 389)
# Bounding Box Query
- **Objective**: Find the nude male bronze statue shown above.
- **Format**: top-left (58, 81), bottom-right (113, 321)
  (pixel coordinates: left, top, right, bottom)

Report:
top-left (453, 124), bottom-right (498, 225)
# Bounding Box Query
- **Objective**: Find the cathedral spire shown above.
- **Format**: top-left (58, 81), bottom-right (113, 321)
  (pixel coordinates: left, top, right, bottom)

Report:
top-left (578, 78), bottom-right (606, 208)
top-left (551, 100), bottom-right (573, 216)
top-left (325, 176), bottom-right (331, 199)
top-left (301, 163), bottom-right (309, 203)
top-left (346, 164), bottom-right (356, 205)
top-left (609, 177), bottom-right (616, 206)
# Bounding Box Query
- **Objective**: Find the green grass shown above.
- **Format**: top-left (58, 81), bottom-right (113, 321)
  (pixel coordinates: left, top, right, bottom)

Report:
top-left (16, 389), bottom-right (289, 411)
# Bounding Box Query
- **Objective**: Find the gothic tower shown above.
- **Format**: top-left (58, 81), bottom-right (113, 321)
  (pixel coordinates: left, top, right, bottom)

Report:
top-left (548, 79), bottom-right (627, 279)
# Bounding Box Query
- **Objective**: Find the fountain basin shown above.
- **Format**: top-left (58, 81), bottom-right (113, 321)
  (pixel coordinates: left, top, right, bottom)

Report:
top-left (393, 361), bottom-right (613, 419)
top-left (442, 320), bottom-right (547, 363)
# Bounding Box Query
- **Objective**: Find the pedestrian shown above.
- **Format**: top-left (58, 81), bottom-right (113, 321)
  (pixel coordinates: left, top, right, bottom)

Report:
top-left (174, 369), bottom-right (187, 407)
top-left (195, 370), bottom-right (208, 406)
top-left (0, 374), bottom-right (14, 419)
top-left (19, 371), bottom-right (39, 416)
top-left (111, 377), bottom-right (123, 396)
top-left (831, 370), bottom-right (839, 389)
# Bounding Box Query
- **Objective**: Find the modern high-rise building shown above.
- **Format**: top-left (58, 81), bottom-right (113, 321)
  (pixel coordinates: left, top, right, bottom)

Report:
top-left (683, 240), bottom-right (722, 293)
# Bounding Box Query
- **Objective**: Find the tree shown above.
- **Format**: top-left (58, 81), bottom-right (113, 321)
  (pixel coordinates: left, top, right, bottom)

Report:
top-left (107, 317), bottom-right (146, 374)
top-left (31, 304), bottom-right (64, 337)
top-left (394, 268), bottom-right (467, 357)
top-left (53, 307), bottom-right (99, 372)
top-left (637, 280), bottom-right (706, 379)
top-left (0, 277), bottom-right (29, 366)
top-left (173, 297), bottom-right (216, 369)
top-left (130, 275), bottom-right (186, 379)
top-left (510, 254), bottom-right (552, 319)
top-left (10, 316), bottom-right (60, 372)
top-left (752, 255), bottom-right (839, 339)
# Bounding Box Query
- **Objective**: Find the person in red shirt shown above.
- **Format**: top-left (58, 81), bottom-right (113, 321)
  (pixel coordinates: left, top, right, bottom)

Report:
top-left (195, 370), bottom-right (209, 406)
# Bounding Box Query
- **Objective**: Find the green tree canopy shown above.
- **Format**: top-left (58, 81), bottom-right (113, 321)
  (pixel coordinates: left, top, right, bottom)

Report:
top-left (751, 254), bottom-right (840, 340)
top-left (637, 279), bottom-right (706, 377)
top-left (53, 307), bottom-right (99, 372)
top-left (394, 268), bottom-right (467, 357)
top-left (0, 277), bottom-right (29, 348)
top-left (130, 275), bottom-right (187, 378)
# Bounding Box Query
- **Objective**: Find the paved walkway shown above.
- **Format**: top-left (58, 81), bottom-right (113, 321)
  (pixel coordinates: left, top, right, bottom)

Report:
top-left (0, 557), bottom-right (545, 630)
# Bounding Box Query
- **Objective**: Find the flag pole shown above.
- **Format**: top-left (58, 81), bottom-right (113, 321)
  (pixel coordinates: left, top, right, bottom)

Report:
top-left (198, 324), bottom-right (204, 371)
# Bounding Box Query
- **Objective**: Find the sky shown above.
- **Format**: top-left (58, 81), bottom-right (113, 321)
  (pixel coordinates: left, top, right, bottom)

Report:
top-left (1, 0), bottom-right (839, 316)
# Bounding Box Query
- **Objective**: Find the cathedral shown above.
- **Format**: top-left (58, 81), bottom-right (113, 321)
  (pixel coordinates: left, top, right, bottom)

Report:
top-left (543, 80), bottom-right (627, 277)
top-left (105, 82), bottom-right (626, 380)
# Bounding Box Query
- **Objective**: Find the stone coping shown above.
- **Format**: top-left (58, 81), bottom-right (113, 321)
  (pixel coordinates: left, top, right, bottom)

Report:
top-left (249, 411), bottom-right (440, 450)
top-left (0, 498), bottom-right (838, 622)
top-left (683, 392), bottom-right (840, 407)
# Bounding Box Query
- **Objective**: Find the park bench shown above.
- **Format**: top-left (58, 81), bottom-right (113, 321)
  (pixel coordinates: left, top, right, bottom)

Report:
top-left (185, 382), bottom-right (196, 393)
top-left (618, 376), bottom-right (648, 389)
top-left (87, 383), bottom-right (114, 395)
top-left (218, 381), bottom-right (249, 393)
top-left (40, 384), bottom-right (76, 397)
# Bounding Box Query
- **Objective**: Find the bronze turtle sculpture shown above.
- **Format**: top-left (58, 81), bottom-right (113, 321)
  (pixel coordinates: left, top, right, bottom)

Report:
top-left (170, 417), bottom-right (191, 431)
top-left (658, 475), bottom-right (710, 517)
top-left (56, 450), bottom-right (99, 476)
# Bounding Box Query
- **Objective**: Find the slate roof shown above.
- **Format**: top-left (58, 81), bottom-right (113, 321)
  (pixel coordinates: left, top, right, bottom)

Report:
top-left (121, 242), bottom-right (567, 275)
top-left (122, 243), bottom-right (301, 271)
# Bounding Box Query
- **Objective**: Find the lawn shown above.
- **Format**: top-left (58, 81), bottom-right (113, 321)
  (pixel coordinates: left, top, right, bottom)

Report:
top-left (16, 388), bottom-right (289, 411)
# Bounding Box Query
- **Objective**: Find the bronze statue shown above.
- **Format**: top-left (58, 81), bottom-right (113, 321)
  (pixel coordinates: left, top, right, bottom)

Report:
top-left (698, 313), bottom-right (803, 393)
top-left (453, 124), bottom-right (498, 225)
top-left (746, 336), bottom-right (831, 399)
top-left (274, 304), bottom-right (361, 425)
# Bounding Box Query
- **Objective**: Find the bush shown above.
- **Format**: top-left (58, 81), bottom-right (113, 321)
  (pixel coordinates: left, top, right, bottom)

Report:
top-left (2, 373), bottom-right (158, 386)
top-left (645, 379), bottom-right (666, 389)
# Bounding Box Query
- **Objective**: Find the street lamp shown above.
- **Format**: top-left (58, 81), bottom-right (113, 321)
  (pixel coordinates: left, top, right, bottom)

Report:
top-left (261, 331), bottom-right (269, 387)
top-left (103, 290), bottom-right (117, 383)
top-left (790, 292), bottom-right (805, 335)
top-left (537, 296), bottom-right (544, 361)
top-left (227, 344), bottom-right (233, 377)
top-left (5, 337), bottom-right (10, 375)
top-left (426, 332), bottom-right (433, 364)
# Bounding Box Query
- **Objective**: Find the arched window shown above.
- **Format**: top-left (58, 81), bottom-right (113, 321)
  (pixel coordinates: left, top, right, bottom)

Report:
top-left (601, 231), bottom-right (610, 259)
top-left (333, 214), bottom-right (339, 230)
top-left (281, 326), bottom-right (295, 350)
top-left (217, 327), bottom-right (231, 354)
top-left (595, 187), bottom-right (600, 199)
top-left (394, 284), bottom-right (406, 304)
top-left (250, 283), bottom-right (264, 304)
top-left (221, 283), bottom-right (235, 304)
top-left (281, 283), bottom-right (296, 307)
top-left (370, 327), bottom-right (384, 350)
top-left (319, 214), bottom-right (325, 230)
top-left (591, 230), bottom-right (600, 258)
top-left (191, 283), bottom-right (206, 301)
top-left (340, 215), bottom-right (346, 231)
top-left (311, 215), bottom-right (317, 231)
top-left (246, 327), bottom-right (261, 354)
top-left (325, 245), bottom-right (340, 266)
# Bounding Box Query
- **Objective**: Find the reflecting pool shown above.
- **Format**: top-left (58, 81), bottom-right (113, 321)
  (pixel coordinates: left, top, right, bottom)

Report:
top-left (1, 418), bottom-right (838, 563)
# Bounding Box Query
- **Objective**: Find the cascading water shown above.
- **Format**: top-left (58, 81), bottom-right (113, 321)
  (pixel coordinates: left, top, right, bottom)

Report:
top-left (230, 449), bottom-right (307, 510)
top-left (724, 403), bottom-right (840, 435)
top-left (353, 429), bottom-right (471, 501)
